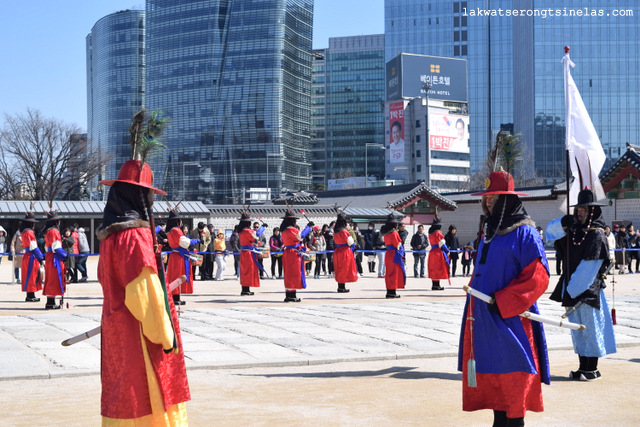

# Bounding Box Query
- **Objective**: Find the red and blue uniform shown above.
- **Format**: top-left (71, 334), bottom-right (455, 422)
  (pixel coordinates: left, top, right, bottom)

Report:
top-left (458, 224), bottom-right (550, 418)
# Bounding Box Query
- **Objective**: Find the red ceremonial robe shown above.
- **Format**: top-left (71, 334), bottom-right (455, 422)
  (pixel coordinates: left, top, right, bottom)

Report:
top-left (461, 260), bottom-right (548, 418)
top-left (98, 225), bottom-right (190, 420)
top-left (239, 228), bottom-right (261, 287)
top-left (334, 229), bottom-right (357, 284)
top-left (21, 229), bottom-right (42, 293)
top-left (384, 231), bottom-right (405, 290)
top-left (166, 228), bottom-right (194, 295)
top-left (44, 228), bottom-right (65, 296)
top-left (282, 226), bottom-right (304, 290)
top-left (428, 230), bottom-right (449, 280)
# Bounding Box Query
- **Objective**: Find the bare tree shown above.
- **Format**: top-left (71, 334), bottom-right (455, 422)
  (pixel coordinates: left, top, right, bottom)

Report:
top-left (0, 108), bottom-right (109, 202)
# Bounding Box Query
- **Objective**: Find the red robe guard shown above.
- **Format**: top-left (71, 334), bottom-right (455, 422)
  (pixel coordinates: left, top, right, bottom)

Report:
top-left (166, 227), bottom-right (199, 296)
top-left (21, 228), bottom-right (43, 296)
top-left (240, 228), bottom-right (262, 288)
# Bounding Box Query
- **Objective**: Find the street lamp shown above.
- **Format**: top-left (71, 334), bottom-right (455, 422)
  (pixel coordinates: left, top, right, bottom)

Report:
top-left (365, 143), bottom-right (385, 188)
top-left (266, 153), bottom-right (283, 201)
top-left (182, 162), bottom-right (200, 200)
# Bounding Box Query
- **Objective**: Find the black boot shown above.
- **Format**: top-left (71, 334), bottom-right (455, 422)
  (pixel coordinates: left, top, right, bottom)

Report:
top-left (284, 291), bottom-right (301, 302)
top-left (25, 292), bottom-right (40, 302)
top-left (385, 289), bottom-right (400, 299)
top-left (506, 416), bottom-right (525, 427)
top-left (432, 280), bottom-right (444, 290)
top-left (493, 410), bottom-right (508, 427)
top-left (337, 283), bottom-right (350, 293)
top-left (172, 294), bottom-right (186, 306)
top-left (241, 286), bottom-right (255, 296)
top-left (570, 355), bottom-right (589, 379)
top-left (45, 297), bottom-right (60, 310)
top-left (582, 357), bottom-right (601, 380)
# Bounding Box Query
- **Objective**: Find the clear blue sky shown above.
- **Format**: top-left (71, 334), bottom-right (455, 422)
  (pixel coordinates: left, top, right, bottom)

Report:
top-left (0, 1), bottom-right (384, 132)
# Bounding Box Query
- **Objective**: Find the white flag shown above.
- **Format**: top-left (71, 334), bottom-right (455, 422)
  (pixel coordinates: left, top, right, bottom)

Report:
top-left (563, 53), bottom-right (606, 205)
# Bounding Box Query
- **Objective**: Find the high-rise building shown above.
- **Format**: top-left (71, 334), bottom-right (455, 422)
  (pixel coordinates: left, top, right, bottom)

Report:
top-left (312, 35), bottom-right (386, 190)
top-left (86, 9), bottom-right (145, 191)
top-left (385, 0), bottom-right (640, 183)
top-left (385, 53), bottom-right (470, 190)
top-left (311, 49), bottom-right (328, 190)
top-left (144, 0), bottom-right (313, 203)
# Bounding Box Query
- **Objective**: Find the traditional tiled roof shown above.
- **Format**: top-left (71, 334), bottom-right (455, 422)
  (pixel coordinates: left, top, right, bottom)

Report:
top-left (0, 200), bottom-right (209, 220)
top-left (601, 143), bottom-right (640, 194)
top-left (314, 181), bottom-right (456, 211)
top-left (271, 191), bottom-right (318, 205)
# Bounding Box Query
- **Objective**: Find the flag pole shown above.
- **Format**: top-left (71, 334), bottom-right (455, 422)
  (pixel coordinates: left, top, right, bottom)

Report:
top-left (563, 46), bottom-right (572, 282)
top-left (563, 45), bottom-right (571, 215)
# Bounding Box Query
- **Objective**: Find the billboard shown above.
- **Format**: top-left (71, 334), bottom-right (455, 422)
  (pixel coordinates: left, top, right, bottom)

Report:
top-left (385, 56), bottom-right (402, 101)
top-left (429, 113), bottom-right (469, 153)
top-left (388, 101), bottom-right (405, 163)
top-left (386, 53), bottom-right (468, 102)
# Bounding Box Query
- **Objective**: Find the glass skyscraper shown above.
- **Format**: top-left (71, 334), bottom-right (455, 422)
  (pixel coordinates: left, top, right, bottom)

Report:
top-left (144, 0), bottom-right (313, 203)
top-left (312, 35), bottom-right (386, 190)
top-left (86, 9), bottom-right (145, 193)
top-left (385, 0), bottom-right (639, 182)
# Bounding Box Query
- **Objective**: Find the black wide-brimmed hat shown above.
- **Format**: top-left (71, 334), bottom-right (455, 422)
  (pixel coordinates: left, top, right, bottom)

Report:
top-left (46, 210), bottom-right (60, 221)
top-left (429, 215), bottom-right (442, 225)
top-left (238, 212), bottom-right (251, 221)
top-left (22, 212), bottom-right (38, 223)
top-left (281, 209), bottom-right (298, 219)
top-left (168, 210), bottom-right (181, 219)
top-left (570, 188), bottom-right (606, 207)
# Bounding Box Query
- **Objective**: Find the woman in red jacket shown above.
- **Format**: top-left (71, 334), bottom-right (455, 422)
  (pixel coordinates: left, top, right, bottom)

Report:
top-left (280, 209), bottom-right (312, 302)
top-left (333, 213), bottom-right (357, 293)
top-left (381, 214), bottom-right (406, 298)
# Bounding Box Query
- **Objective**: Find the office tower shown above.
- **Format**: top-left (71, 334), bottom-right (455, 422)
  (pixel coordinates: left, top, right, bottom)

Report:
top-left (312, 35), bottom-right (386, 190)
top-left (144, 0), bottom-right (314, 203)
top-left (86, 9), bottom-right (145, 192)
top-left (385, 0), bottom-right (640, 182)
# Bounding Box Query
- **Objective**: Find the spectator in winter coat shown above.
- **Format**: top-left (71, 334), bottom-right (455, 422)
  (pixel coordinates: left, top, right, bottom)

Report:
top-left (76, 227), bottom-right (90, 282)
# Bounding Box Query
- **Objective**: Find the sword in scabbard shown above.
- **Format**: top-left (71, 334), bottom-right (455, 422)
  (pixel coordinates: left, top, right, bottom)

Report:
top-left (61, 275), bottom-right (187, 347)
top-left (462, 284), bottom-right (586, 331)
top-left (561, 261), bottom-right (614, 319)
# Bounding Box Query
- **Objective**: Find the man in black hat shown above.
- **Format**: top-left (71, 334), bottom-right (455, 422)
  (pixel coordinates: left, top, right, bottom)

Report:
top-left (550, 188), bottom-right (617, 381)
top-left (43, 210), bottom-right (67, 309)
top-left (20, 212), bottom-right (44, 302)
top-left (280, 209), bottom-right (313, 302)
top-left (166, 210), bottom-right (201, 305)
top-left (333, 212), bottom-right (357, 293)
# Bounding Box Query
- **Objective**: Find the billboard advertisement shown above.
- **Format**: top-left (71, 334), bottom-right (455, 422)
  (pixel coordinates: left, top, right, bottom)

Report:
top-left (385, 56), bottom-right (402, 101)
top-left (388, 101), bottom-right (405, 164)
top-left (386, 53), bottom-right (468, 102)
top-left (429, 113), bottom-right (469, 153)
